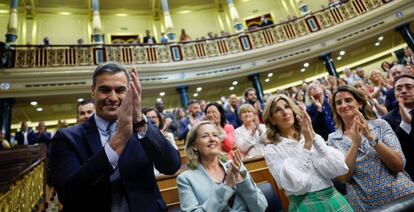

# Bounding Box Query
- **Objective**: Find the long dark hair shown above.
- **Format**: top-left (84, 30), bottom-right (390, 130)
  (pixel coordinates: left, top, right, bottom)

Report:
top-left (331, 85), bottom-right (376, 130)
top-left (205, 102), bottom-right (226, 127)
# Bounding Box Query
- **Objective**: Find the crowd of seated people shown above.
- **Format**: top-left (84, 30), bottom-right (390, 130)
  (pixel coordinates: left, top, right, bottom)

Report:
top-left (4, 47), bottom-right (414, 211)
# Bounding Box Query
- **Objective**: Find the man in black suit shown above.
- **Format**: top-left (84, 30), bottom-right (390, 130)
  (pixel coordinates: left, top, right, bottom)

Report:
top-left (51, 62), bottom-right (180, 211)
top-left (15, 121), bottom-right (37, 145)
top-left (143, 30), bottom-right (157, 44)
top-left (384, 64), bottom-right (410, 111)
top-left (34, 121), bottom-right (52, 148)
top-left (383, 74), bottom-right (414, 179)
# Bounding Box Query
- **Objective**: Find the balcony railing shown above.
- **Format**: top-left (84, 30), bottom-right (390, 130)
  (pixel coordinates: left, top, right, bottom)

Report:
top-left (6, 0), bottom-right (390, 69)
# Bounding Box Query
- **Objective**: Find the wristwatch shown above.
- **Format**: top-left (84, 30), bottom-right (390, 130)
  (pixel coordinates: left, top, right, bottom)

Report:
top-left (133, 115), bottom-right (147, 129)
top-left (368, 136), bottom-right (379, 148)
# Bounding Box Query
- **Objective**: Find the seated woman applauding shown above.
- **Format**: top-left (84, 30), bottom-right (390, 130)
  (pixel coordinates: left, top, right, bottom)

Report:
top-left (234, 104), bottom-right (268, 158)
top-left (263, 94), bottom-right (352, 211)
top-left (327, 85), bottom-right (414, 211)
top-left (177, 121), bottom-right (267, 212)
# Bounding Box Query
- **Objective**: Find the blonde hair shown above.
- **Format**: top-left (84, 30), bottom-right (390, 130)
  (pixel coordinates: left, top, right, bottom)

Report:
top-left (238, 104), bottom-right (256, 119)
top-left (263, 94), bottom-right (302, 144)
top-left (331, 85), bottom-right (376, 130)
top-left (185, 121), bottom-right (227, 169)
top-left (369, 69), bottom-right (385, 85)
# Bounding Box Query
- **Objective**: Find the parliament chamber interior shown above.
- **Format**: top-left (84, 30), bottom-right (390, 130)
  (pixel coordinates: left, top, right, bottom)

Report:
top-left (1, 0), bottom-right (414, 211)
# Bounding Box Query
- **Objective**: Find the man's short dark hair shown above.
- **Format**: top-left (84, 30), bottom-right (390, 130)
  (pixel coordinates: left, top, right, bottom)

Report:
top-left (92, 62), bottom-right (130, 86)
top-left (393, 74), bottom-right (414, 88)
top-left (187, 99), bottom-right (199, 107)
top-left (76, 99), bottom-right (94, 113)
top-left (243, 87), bottom-right (256, 98)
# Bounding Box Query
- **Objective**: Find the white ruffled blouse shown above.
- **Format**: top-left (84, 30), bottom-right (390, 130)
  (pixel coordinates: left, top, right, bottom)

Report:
top-left (264, 134), bottom-right (348, 196)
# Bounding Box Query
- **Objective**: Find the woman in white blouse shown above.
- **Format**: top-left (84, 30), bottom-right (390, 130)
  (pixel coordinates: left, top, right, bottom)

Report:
top-left (234, 104), bottom-right (268, 158)
top-left (263, 94), bottom-right (352, 211)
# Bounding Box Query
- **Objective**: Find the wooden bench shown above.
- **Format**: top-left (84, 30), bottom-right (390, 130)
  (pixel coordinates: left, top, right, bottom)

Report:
top-left (156, 156), bottom-right (289, 211)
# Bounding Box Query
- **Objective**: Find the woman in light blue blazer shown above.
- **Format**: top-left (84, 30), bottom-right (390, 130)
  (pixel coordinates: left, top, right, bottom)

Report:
top-left (177, 121), bottom-right (268, 212)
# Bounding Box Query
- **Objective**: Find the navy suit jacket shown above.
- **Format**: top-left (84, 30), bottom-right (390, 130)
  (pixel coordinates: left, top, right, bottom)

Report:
top-left (383, 108), bottom-right (414, 179)
top-left (178, 117), bottom-right (191, 141)
top-left (15, 129), bottom-right (37, 145)
top-left (35, 132), bottom-right (52, 148)
top-left (51, 117), bottom-right (181, 212)
top-left (384, 88), bottom-right (398, 112)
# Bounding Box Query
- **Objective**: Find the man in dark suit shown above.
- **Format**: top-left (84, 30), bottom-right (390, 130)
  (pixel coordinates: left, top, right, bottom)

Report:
top-left (383, 74), bottom-right (414, 179)
top-left (51, 62), bottom-right (180, 211)
top-left (15, 121), bottom-right (37, 145)
top-left (384, 64), bottom-right (409, 111)
top-left (34, 121), bottom-right (52, 148)
top-left (177, 100), bottom-right (204, 140)
top-left (143, 30), bottom-right (157, 44)
top-left (225, 94), bottom-right (241, 129)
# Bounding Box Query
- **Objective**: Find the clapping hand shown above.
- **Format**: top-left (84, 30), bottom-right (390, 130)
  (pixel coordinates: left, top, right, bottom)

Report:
top-left (111, 83), bottom-right (135, 155)
top-left (311, 95), bottom-right (323, 112)
top-left (297, 107), bottom-right (314, 149)
top-left (225, 148), bottom-right (243, 187)
top-left (399, 99), bottom-right (412, 124)
top-left (130, 67), bottom-right (143, 125)
top-left (354, 111), bottom-right (375, 141)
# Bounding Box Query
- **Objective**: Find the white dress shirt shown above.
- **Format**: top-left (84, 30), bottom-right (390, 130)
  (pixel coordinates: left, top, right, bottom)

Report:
top-left (95, 115), bottom-right (120, 169)
top-left (264, 134), bottom-right (348, 196)
top-left (234, 124), bottom-right (267, 157)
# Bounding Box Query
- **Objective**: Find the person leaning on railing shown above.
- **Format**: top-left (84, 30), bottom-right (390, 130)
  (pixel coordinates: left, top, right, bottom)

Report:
top-left (327, 85), bottom-right (414, 211)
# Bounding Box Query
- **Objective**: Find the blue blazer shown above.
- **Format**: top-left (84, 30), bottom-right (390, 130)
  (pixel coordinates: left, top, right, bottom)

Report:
top-left (51, 117), bottom-right (181, 212)
top-left (177, 162), bottom-right (267, 212)
top-left (178, 118), bottom-right (191, 141)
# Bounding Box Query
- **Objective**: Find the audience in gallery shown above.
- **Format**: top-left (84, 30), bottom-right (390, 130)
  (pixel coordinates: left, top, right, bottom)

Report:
top-left (328, 85), bottom-right (414, 211)
top-left (263, 94), bottom-right (352, 211)
top-left (160, 32), bottom-right (168, 44)
top-left (176, 121), bottom-right (268, 212)
top-left (205, 102), bottom-right (235, 154)
top-left (179, 29), bottom-right (191, 42)
top-left (234, 104), bottom-right (268, 158)
top-left (143, 30), bottom-right (157, 44)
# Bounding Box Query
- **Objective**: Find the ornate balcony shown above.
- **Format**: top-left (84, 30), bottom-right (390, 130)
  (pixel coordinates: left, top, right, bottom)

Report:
top-left (1, 0), bottom-right (413, 99)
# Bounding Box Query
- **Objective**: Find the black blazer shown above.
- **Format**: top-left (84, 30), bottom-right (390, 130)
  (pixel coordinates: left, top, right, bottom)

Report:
top-left (51, 117), bottom-right (180, 212)
top-left (15, 129), bottom-right (37, 145)
top-left (383, 108), bottom-right (414, 179)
